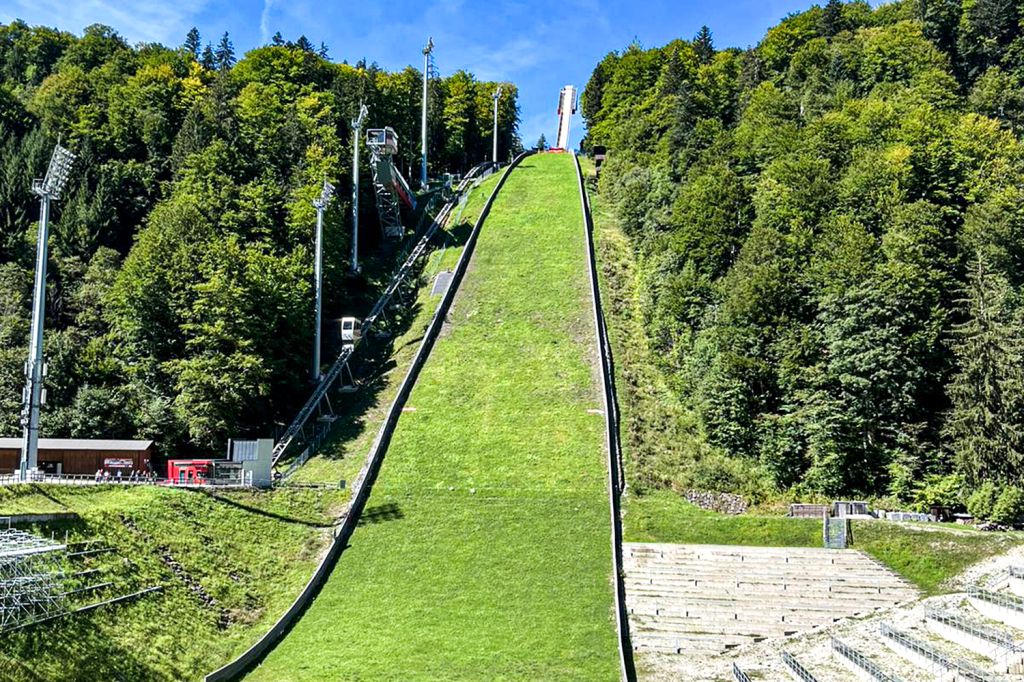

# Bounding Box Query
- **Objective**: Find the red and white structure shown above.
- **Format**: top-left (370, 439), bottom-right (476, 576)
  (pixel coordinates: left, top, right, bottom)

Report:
top-left (555, 85), bottom-right (578, 150)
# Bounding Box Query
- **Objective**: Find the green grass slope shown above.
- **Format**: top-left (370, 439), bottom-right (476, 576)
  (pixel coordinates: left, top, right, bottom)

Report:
top-left (0, 484), bottom-right (345, 681)
top-left (246, 153), bottom-right (620, 681)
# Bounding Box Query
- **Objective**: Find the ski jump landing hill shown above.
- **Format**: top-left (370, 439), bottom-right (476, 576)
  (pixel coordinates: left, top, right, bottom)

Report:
top-left (210, 151), bottom-right (634, 681)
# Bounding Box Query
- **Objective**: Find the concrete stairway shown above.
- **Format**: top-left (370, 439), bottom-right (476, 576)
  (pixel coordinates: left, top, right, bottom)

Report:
top-left (625, 543), bottom-right (918, 658)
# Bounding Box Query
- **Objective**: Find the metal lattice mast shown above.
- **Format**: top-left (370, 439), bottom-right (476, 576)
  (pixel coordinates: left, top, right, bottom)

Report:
top-left (312, 179), bottom-right (335, 382)
top-left (351, 103), bottom-right (368, 274)
top-left (421, 37), bottom-right (434, 190)
top-left (20, 144), bottom-right (75, 480)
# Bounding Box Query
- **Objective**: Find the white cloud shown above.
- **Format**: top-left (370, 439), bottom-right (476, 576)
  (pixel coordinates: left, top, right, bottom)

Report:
top-left (259, 0), bottom-right (274, 44)
top-left (2, 0), bottom-right (208, 45)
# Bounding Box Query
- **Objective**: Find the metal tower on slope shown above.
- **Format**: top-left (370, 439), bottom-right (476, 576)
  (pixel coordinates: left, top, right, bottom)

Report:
top-left (366, 127), bottom-right (416, 239)
top-left (556, 85), bottom-right (578, 150)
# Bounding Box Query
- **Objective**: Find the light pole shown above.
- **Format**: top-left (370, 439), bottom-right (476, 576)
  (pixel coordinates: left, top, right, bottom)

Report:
top-left (351, 103), bottom-right (368, 274)
top-left (492, 86), bottom-right (503, 166)
top-left (20, 143), bottom-right (75, 481)
top-left (312, 178), bottom-right (335, 382)
top-left (421, 37), bottom-right (433, 190)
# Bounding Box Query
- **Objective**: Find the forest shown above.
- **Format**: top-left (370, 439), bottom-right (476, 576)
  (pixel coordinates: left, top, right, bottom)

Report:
top-left (584, 0), bottom-right (1024, 513)
top-left (0, 22), bottom-right (521, 456)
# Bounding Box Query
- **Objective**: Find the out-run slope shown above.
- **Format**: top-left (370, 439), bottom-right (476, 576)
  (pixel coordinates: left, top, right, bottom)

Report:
top-left (246, 153), bottom-right (619, 681)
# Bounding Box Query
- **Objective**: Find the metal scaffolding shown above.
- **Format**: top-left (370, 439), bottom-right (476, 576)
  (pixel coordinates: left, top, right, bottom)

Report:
top-left (0, 528), bottom-right (67, 632)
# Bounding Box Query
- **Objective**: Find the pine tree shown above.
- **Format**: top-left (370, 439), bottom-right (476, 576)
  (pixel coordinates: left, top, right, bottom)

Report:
top-left (200, 43), bottom-right (215, 70)
top-left (271, 32), bottom-right (285, 46)
top-left (295, 35), bottom-right (314, 53)
top-left (535, 134), bottom-right (547, 150)
top-left (214, 32), bottom-right (235, 71)
top-left (693, 25), bottom-right (714, 65)
top-left (946, 256), bottom-right (1024, 484)
top-left (318, 42), bottom-right (329, 59)
top-left (820, 0), bottom-right (848, 38)
top-left (184, 27), bottom-right (200, 59)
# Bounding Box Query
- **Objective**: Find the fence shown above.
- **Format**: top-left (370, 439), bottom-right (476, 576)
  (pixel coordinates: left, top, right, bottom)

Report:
top-left (879, 623), bottom-right (1000, 682)
top-left (831, 637), bottom-right (904, 682)
top-left (732, 662), bottom-right (751, 682)
top-left (970, 585), bottom-right (1024, 613)
top-left (781, 651), bottom-right (819, 682)
top-left (925, 606), bottom-right (1018, 650)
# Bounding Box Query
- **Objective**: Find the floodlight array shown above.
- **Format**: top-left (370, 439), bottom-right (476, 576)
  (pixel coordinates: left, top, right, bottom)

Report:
top-left (33, 144), bottom-right (76, 199)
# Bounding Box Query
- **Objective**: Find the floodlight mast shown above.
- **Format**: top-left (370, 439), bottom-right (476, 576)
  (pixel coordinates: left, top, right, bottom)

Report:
top-left (20, 144), bottom-right (75, 481)
top-left (421, 37), bottom-right (434, 190)
top-left (351, 103), bottom-right (369, 274)
top-left (312, 179), bottom-right (335, 382)
top-left (492, 86), bottom-right (503, 165)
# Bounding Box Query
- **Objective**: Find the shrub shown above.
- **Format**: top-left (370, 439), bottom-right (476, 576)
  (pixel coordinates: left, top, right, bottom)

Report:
top-left (966, 481), bottom-right (998, 520)
top-left (990, 486), bottom-right (1024, 526)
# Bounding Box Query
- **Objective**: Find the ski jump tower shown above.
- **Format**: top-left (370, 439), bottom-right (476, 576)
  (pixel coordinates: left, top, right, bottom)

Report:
top-left (556, 85), bottom-right (577, 150)
top-left (366, 127), bottom-right (417, 239)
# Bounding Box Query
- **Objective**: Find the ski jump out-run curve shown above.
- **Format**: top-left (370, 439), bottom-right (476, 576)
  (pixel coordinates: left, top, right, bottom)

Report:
top-left (210, 151), bottom-right (636, 681)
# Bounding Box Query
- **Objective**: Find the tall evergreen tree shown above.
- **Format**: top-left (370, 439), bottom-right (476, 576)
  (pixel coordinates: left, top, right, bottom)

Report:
top-left (946, 257), bottom-right (1024, 484)
top-left (693, 25), bottom-right (714, 65)
top-left (535, 134), bottom-right (547, 150)
top-left (820, 0), bottom-right (848, 37)
top-left (214, 32), bottom-right (235, 71)
top-left (200, 43), bottom-right (215, 70)
top-left (184, 27), bottom-right (200, 58)
top-left (295, 35), bottom-right (314, 53)
top-left (271, 31), bottom-right (285, 46)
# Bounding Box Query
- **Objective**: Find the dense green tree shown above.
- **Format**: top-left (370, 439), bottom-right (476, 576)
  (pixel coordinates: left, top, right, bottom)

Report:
top-left (214, 32), bottom-right (234, 71)
top-left (946, 257), bottom-right (1024, 485)
top-left (583, 0), bottom-right (1024, 498)
top-left (183, 27), bottom-right (200, 59)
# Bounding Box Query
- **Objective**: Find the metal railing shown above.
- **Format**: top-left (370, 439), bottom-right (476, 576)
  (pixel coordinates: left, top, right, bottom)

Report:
top-left (831, 637), bottom-right (904, 682)
top-left (271, 183), bottom-right (469, 469)
top-left (880, 623), bottom-right (1001, 682)
top-left (782, 651), bottom-right (819, 682)
top-left (732, 662), bottom-right (750, 682)
top-left (970, 585), bottom-right (1024, 613)
top-left (1009, 566), bottom-right (1024, 579)
top-left (925, 606), bottom-right (1018, 651)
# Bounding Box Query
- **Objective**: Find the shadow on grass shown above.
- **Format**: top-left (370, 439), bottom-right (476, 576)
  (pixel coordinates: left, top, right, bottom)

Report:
top-left (199, 491), bottom-right (335, 528)
top-left (357, 502), bottom-right (404, 526)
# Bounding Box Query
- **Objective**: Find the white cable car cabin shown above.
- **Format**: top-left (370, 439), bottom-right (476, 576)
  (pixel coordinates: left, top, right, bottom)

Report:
top-left (340, 317), bottom-right (362, 346)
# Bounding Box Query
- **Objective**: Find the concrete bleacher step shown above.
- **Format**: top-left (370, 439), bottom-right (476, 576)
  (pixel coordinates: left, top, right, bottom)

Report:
top-left (627, 586), bottom-right (911, 608)
top-left (625, 543), bottom-right (918, 661)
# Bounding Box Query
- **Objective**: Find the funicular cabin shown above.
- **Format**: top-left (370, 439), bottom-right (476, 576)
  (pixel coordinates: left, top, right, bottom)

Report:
top-left (0, 438), bottom-right (153, 476)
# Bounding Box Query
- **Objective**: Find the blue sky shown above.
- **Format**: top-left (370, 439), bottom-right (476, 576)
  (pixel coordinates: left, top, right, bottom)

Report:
top-left (1, 0), bottom-right (822, 148)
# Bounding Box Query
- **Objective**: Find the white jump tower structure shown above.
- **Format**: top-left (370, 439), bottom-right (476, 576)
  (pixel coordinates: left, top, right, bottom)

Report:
top-left (556, 85), bottom-right (577, 150)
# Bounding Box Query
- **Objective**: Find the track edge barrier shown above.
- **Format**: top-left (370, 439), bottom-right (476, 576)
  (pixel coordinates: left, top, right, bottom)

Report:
top-left (572, 151), bottom-right (637, 682)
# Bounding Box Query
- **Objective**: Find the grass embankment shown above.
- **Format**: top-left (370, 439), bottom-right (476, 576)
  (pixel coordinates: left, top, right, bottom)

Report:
top-left (246, 153), bottom-right (620, 681)
top-left (0, 484), bottom-right (345, 681)
top-left (583, 161), bottom-right (1024, 598)
top-left (290, 172), bottom-right (504, 486)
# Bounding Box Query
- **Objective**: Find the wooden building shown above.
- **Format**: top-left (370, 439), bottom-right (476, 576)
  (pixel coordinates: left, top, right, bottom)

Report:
top-left (0, 438), bottom-right (153, 476)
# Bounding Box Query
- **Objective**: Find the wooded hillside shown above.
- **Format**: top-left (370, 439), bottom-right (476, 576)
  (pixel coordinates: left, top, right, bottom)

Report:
top-left (0, 22), bottom-right (521, 456)
top-left (584, 0), bottom-right (1024, 507)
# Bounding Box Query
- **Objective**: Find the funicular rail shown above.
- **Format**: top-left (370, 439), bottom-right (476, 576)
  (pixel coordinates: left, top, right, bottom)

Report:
top-left (270, 165), bottom-right (490, 469)
top-left (572, 152), bottom-right (636, 682)
top-left (205, 153), bottom-right (531, 682)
